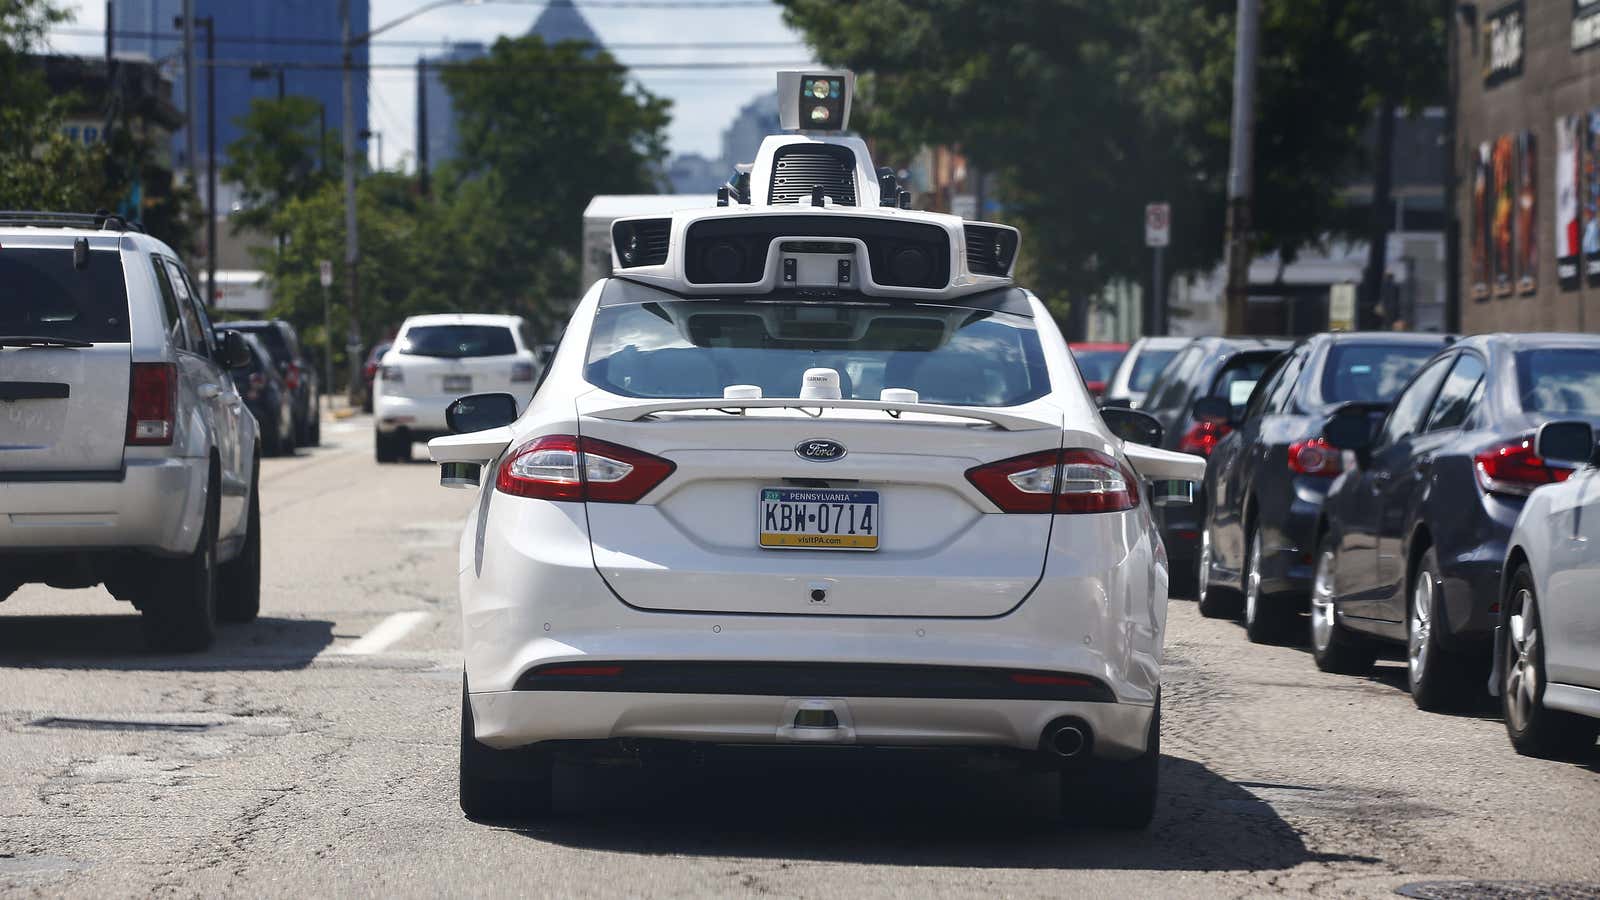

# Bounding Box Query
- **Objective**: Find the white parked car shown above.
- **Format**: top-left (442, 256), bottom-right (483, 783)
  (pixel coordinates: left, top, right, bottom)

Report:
top-left (428, 73), bottom-right (1204, 827)
top-left (1101, 336), bottom-right (1191, 410)
top-left (0, 212), bottom-right (261, 651)
top-left (1497, 420), bottom-right (1600, 758)
top-left (372, 313), bottom-right (539, 463)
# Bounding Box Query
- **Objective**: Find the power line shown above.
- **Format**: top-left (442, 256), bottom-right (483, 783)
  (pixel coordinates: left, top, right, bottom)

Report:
top-left (193, 57), bottom-right (810, 72)
top-left (48, 27), bottom-right (804, 51)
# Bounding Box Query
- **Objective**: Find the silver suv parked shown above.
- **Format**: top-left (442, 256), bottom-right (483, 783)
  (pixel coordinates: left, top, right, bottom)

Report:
top-left (0, 212), bottom-right (261, 651)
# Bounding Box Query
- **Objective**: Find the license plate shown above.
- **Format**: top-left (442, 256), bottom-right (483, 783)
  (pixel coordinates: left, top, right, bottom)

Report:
top-left (442, 375), bottom-right (472, 393)
top-left (759, 488), bottom-right (879, 551)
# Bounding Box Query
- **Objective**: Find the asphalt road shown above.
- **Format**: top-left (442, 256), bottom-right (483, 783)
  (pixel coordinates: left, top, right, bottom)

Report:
top-left (3, 415), bottom-right (1598, 899)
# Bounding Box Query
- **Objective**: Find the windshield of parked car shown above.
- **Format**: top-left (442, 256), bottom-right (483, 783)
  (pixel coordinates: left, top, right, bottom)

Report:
top-left (1517, 348), bottom-right (1600, 414)
top-left (1127, 348), bottom-right (1179, 393)
top-left (1212, 352), bottom-right (1278, 413)
top-left (399, 325), bottom-right (517, 358)
top-left (1321, 343), bottom-right (1439, 404)
top-left (1071, 349), bottom-right (1124, 384)
top-left (0, 247), bottom-right (130, 342)
top-left (585, 299), bottom-right (1050, 406)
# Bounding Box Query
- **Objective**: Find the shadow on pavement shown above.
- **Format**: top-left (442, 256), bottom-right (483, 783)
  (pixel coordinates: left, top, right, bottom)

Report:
top-left (506, 754), bottom-right (1381, 872)
top-left (0, 614), bottom-right (335, 671)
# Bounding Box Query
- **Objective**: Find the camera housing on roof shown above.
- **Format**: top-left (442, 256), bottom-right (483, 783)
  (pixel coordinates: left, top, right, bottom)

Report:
top-left (778, 70), bottom-right (854, 133)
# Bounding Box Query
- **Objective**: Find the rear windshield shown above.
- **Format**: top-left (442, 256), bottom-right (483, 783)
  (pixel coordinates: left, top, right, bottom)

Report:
top-left (0, 247), bottom-right (130, 342)
top-left (231, 324), bottom-right (290, 363)
top-left (1517, 348), bottom-right (1600, 415)
top-left (399, 325), bottom-right (516, 359)
top-left (1071, 349), bottom-right (1124, 384)
top-left (1128, 348), bottom-right (1179, 392)
top-left (1322, 343), bottom-right (1438, 404)
top-left (585, 299), bottom-right (1050, 406)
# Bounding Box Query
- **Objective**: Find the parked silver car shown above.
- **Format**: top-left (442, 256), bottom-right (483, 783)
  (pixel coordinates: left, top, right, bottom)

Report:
top-left (0, 212), bottom-right (261, 651)
top-left (1496, 420), bottom-right (1600, 758)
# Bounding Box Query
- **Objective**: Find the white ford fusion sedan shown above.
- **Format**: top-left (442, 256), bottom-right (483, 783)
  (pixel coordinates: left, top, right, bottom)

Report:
top-left (430, 72), bottom-right (1204, 828)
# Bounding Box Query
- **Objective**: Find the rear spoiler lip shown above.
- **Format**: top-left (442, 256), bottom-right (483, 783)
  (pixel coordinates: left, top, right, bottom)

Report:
top-left (580, 398), bottom-right (1059, 432)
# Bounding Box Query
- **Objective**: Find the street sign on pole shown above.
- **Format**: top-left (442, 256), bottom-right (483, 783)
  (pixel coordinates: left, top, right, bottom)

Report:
top-left (319, 259), bottom-right (333, 288)
top-left (1145, 202), bottom-right (1171, 248)
top-left (318, 259), bottom-right (334, 401)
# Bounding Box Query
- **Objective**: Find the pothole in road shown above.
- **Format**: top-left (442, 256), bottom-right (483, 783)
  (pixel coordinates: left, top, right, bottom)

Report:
top-left (30, 716), bottom-right (219, 733)
top-left (1397, 882), bottom-right (1600, 899)
top-left (27, 713), bottom-right (293, 738)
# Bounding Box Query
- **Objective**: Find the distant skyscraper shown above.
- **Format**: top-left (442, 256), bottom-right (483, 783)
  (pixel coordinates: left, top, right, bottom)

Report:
top-left (419, 0), bottom-right (601, 172)
top-left (112, 0), bottom-right (369, 172)
top-left (721, 91), bottom-right (779, 169)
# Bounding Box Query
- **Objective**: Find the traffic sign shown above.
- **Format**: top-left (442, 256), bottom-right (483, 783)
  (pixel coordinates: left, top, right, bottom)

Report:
top-left (319, 259), bottom-right (333, 288)
top-left (1145, 203), bottom-right (1170, 247)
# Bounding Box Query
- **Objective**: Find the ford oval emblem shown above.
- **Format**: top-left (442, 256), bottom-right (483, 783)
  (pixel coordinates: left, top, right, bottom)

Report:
top-left (795, 439), bottom-right (847, 462)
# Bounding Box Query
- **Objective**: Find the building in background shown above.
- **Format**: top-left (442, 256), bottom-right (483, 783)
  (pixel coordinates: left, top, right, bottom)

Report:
top-left (419, 0), bottom-right (600, 173)
top-left (666, 91), bottom-right (779, 193)
top-left (1451, 0), bottom-right (1600, 333)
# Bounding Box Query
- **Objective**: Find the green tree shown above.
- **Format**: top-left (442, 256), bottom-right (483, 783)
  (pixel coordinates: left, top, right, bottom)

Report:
top-left (0, 0), bottom-right (112, 210)
top-left (222, 96), bottom-right (338, 234)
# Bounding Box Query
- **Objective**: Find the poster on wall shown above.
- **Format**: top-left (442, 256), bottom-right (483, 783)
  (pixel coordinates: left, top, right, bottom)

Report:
top-left (1586, 110), bottom-right (1600, 286)
top-left (1493, 133), bottom-right (1516, 298)
top-left (1556, 115), bottom-right (1581, 290)
top-left (1517, 131), bottom-right (1537, 295)
top-left (1472, 141), bottom-right (1491, 300)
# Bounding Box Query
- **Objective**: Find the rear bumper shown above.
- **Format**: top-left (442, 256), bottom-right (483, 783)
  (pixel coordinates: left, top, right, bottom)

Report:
top-left (375, 394), bottom-right (450, 433)
top-left (1257, 481), bottom-right (1327, 603)
top-left (0, 456), bottom-right (207, 556)
top-left (460, 492), bottom-right (1166, 761)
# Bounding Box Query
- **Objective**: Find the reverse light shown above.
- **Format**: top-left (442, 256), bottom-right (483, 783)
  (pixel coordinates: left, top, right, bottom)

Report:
top-left (126, 362), bottom-right (177, 445)
top-left (1288, 438), bottom-right (1342, 477)
top-left (496, 434), bottom-right (675, 503)
top-left (1474, 437), bottom-right (1573, 497)
top-left (1178, 421), bottom-right (1232, 457)
top-left (965, 448), bottom-right (1140, 514)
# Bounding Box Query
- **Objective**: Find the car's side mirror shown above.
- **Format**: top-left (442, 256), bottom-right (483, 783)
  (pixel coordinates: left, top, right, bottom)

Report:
top-left (1101, 407), bottom-right (1164, 447)
top-left (1323, 402), bottom-right (1384, 462)
top-left (219, 330), bottom-right (252, 370)
top-left (1191, 395), bottom-right (1233, 426)
top-left (446, 393), bottom-right (519, 434)
top-left (1535, 420), bottom-right (1597, 466)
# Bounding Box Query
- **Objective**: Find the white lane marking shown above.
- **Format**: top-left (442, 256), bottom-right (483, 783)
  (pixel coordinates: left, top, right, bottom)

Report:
top-left (336, 611), bottom-right (430, 655)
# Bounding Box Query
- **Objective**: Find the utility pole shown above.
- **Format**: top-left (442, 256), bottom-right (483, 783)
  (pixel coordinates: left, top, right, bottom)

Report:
top-left (182, 0), bottom-right (196, 196)
top-left (203, 16), bottom-right (215, 310)
top-left (1222, 0), bottom-right (1260, 335)
top-left (1443, 0), bottom-right (1461, 333)
top-left (417, 57), bottom-right (430, 196)
top-left (341, 0), bottom-right (362, 403)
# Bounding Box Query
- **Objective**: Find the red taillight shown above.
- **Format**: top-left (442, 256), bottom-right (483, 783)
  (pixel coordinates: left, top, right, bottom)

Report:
top-left (126, 362), bottom-right (176, 445)
top-left (511, 361), bottom-right (535, 383)
top-left (283, 362), bottom-right (302, 391)
top-left (363, 361), bottom-right (379, 380)
top-left (1474, 437), bottom-right (1574, 496)
top-left (1288, 438), bottom-right (1342, 477)
top-left (496, 434), bottom-right (675, 503)
top-left (1009, 672), bottom-right (1095, 687)
top-left (1179, 421), bottom-right (1232, 457)
top-left (965, 448), bottom-right (1140, 514)
top-left (537, 665), bottom-right (623, 677)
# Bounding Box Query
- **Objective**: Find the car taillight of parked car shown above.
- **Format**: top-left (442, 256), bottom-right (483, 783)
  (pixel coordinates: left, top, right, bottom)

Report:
top-left (126, 362), bottom-right (176, 446)
top-left (283, 362), bottom-right (302, 391)
top-left (1474, 437), bottom-right (1575, 496)
top-left (496, 435), bottom-right (675, 503)
top-left (511, 361), bottom-right (535, 383)
top-left (1287, 438), bottom-right (1342, 477)
top-left (965, 448), bottom-right (1140, 513)
top-left (1178, 421), bottom-right (1232, 457)
top-left (247, 372), bottom-right (266, 400)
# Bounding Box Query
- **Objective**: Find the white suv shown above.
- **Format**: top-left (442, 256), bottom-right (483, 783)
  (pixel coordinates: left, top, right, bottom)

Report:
top-left (0, 213), bottom-right (261, 651)
top-left (372, 313), bottom-right (538, 463)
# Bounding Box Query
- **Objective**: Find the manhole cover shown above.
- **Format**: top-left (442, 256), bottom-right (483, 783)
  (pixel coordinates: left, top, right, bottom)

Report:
top-left (1397, 882), bottom-right (1600, 900)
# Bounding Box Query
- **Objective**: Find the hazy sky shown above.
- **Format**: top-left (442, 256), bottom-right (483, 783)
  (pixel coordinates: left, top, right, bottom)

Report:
top-left (46, 0), bottom-right (816, 168)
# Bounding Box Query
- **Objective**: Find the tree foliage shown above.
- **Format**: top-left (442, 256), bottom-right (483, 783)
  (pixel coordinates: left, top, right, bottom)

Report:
top-left (778, 0), bottom-right (1445, 332)
top-left (0, 0), bottom-right (109, 210)
top-left (222, 96), bottom-right (338, 234)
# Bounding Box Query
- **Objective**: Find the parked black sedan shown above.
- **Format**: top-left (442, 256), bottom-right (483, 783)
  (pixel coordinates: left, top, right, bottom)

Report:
top-left (1312, 333), bottom-right (1600, 711)
top-left (1141, 336), bottom-right (1290, 593)
top-left (227, 331), bottom-right (296, 457)
top-left (224, 320), bottom-right (321, 447)
top-left (1198, 332), bottom-right (1450, 641)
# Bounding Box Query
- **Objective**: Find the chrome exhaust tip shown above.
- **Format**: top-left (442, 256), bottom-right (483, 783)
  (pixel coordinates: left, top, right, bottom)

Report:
top-left (1040, 718), bottom-right (1092, 760)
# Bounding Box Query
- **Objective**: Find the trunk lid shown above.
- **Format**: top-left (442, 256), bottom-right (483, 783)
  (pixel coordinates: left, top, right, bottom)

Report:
top-left (577, 397), bottom-right (1066, 617)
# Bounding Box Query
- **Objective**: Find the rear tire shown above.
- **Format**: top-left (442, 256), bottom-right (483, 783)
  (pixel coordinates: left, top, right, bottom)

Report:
top-left (1059, 699), bottom-right (1159, 830)
top-left (1196, 526), bottom-right (1242, 618)
top-left (261, 416), bottom-right (283, 457)
top-left (1408, 547), bottom-right (1478, 712)
top-left (460, 676), bottom-right (554, 820)
top-left (217, 462), bottom-right (261, 624)
top-left (1243, 527), bottom-right (1297, 644)
top-left (140, 478), bottom-right (219, 652)
top-left (1310, 534), bottom-right (1377, 674)
top-left (308, 402), bottom-right (321, 446)
top-left (1502, 565), bottom-right (1600, 758)
top-left (375, 430), bottom-right (402, 464)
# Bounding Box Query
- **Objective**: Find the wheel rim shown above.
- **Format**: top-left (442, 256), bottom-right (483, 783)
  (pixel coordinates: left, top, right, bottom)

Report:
top-left (1311, 548), bottom-right (1336, 652)
top-left (1245, 530), bottom-right (1262, 625)
top-left (1198, 528), bottom-right (1212, 603)
top-left (1505, 588), bottom-right (1540, 732)
top-left (1409, 573), bottom-right (1433, 685)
